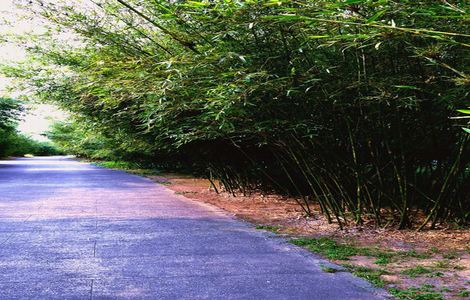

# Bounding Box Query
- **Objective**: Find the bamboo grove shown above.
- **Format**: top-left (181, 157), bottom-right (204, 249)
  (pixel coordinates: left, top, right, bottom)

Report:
top-left (4, 0), bottom-right (469, 229)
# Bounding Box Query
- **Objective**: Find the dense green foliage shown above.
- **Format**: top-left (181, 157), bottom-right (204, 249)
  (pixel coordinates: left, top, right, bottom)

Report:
top-left (47, 121), bottom-right (125, 159)
top-left (0, 98), bottom-right (60, 157)
top-left (5, 0), bottom-right (469, 228)
top-left (0, 132), bottom-right (60, 157)
top-left (0, 98), bottom-right (22, 129)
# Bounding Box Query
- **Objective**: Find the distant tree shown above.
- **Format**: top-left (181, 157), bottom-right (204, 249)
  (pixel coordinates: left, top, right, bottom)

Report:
top-left (0, 98), bottom-right (23, 130)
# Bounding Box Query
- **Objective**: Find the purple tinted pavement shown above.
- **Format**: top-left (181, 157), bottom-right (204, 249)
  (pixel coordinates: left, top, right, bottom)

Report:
top-left (0, 156), bottom-right (389, 299)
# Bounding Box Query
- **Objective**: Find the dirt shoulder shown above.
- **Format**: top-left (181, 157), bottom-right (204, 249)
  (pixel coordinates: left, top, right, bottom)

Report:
top-left (152, 174), bottom-right (470, 300)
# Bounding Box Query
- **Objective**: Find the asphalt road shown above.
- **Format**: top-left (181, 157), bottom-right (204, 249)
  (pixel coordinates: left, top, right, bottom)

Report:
top-left (0, 156), bottom-right (388, 299)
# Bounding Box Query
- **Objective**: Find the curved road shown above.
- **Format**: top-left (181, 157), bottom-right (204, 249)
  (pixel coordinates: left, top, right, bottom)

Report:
top-left (0, 157), bottom-right (387, 299)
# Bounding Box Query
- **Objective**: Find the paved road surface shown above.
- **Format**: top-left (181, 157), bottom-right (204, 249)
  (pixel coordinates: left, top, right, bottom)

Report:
top-left (0, 157), bottom-right (388, 299)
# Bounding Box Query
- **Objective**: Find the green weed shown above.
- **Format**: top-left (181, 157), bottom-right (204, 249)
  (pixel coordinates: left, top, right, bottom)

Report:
top-left (256, 225), bottom-right (281, 233)
top-left (389, 285), bottom-right (444, 300)
top-left (95, 161), bottom-right (136, 169)
top-left (401, 266), bottom-right (432, 278)
top-left (434, 260), bottom-right (451, 269)
top-left (427, 271), bottom-right (444, 278)
top-left (290, 238), bottom-right (363, 260)
top-left (341, 264), bottom-right (388, 287)
top-left (458, 289), bottom-right (469, 298)
top-left (290, 237), bottom-right (396, 262)
top-left (95, 161), bottom-right (162, 176)
top-left (398, 250), bottom-right (431, 259)
top-left (374, 254), bottom-right (393, 265)
top-left (442, 252), bottom-right (459, 259)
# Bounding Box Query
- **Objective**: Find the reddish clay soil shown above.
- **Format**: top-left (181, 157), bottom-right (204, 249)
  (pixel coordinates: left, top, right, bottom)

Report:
top-left (153, 175), bottom-right (469, 251)
top-left (150, 174), bottom-right (470, 299)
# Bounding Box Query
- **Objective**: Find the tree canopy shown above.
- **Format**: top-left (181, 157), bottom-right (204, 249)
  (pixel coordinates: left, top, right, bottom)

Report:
top-left (3, 0), bottom-right (469, 229)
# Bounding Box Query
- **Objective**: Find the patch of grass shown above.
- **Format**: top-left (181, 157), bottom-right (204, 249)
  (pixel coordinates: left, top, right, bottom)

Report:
top-left (434, 260), bottom-right (451, 269)
top-left (374, 255), bottom-right (392, 265)
top-left (290, 237), bottom-right (398, 263)
top-left (429, 247), bottom-right (440, 254)
top-left (130, 169), bottom-right (162, 176)
top-left (256, 225), bottom-right (281, 233)
top-left (458, 289), bottom-right (469, 298)
top-left (427, 271), bottom-right (444, 278)
top-left (94, 161), bottom-right (161, 176)
top-left (95, 160), bottom-right (137, 169)
top-left (401, 266), bottom-right (433, 278)
top-left (289, 236), bottom-right (460, 298)
top-left (290, 237), bottom-right (362, 260)
top-left (398, 250), bottom-right (432, 259)
top-left (442, 252), bottom-right (459, 259)
top-left (389, 285), bottom-right (444, 300)
top-left (341, 264), bottom-right (388, 287)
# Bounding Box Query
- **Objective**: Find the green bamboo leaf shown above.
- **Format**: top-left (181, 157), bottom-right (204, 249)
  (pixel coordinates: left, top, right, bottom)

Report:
top-left (263, 15), bottom-right (307, 21)
top-left (367, 10), bottom-right (387, 23)
top-left (344, 0), bottom-right (365, 4)
top-left (184, 1), bottom-right (208, 8)
top-left (463, 128), bottom-right (470, 134)
top-left (309, 34), bottom-right (371, 40)
top-left (457, 109), bottom-right (470, 115)
top-left (394, 85), bottom-right (419, 89)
